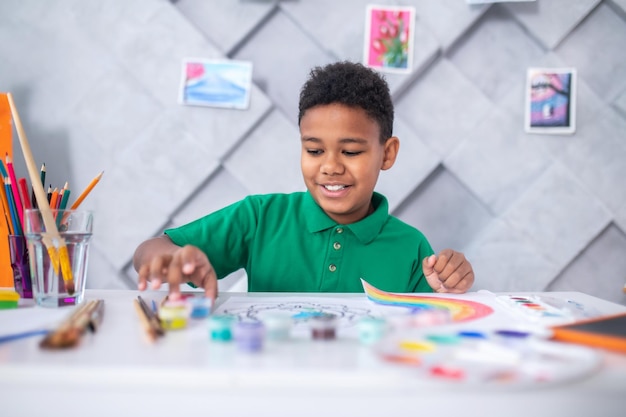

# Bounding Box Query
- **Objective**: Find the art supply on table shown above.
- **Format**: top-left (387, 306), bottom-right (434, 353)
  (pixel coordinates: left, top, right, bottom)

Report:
top-left (24, 209), bottom-right (93, 308)
top-left (309, 313), bottom-right (338, 340)
top-left (0, 289), bottom-right (19, 309)
top-left (7, 93), bottom-right (75, 296)
top-left (357, 316), bottom-right (387, 345)
top-left (551, 311), bottom-right (626, 354)
top-left (361, 278), bottom-right (494, 322)
top-left (494, 293), bottom-right (596, 323)
top-left (17, 177), bottom-right (31, 212)
top-left (0, 328), bottom-right (49, 345)
top-left (374, 327), bottom-right (601, 387)
top-left (70, 170), bottom-right (104, 210)
top-left (39, 299), bottom-right (105, 349)
top-left (133, 295), bottom-right (164, 342)
top-left (31, 163), bottom-right (45, 209)
top-left (5, 154), bottom-right (24, 230)
top-left (4, 177), bottom-right (22, 235)
top-left (233, 321), bottom-right (265, 353)
top-left (158, 299), bottom-right (191, 330)
top-left (208, 314), bottom-right (236, 342)
top-left (7, 233), bottom-right (32, 298)
top-left (260, 312), bottom-right (292, 341)
top-left (387, 308), bottom-right (452, 330)
top-left (189, 296), bottom-right (212, 319)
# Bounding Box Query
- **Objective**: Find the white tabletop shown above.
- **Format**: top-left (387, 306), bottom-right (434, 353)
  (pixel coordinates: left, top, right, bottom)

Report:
top-left (1, 290), bottom-right (625, 417)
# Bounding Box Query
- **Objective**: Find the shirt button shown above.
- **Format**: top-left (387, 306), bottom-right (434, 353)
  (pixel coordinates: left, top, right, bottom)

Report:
top-left (329, 264), bottom-right (337, 272)
top-left (333, 242), bottom-right (341, 250)
top-left (336, 227), bottom-right (343, 234)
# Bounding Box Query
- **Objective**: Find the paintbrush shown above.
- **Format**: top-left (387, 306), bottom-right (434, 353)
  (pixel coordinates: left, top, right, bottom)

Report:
top-left (39, 300), bottom-right (105, 349)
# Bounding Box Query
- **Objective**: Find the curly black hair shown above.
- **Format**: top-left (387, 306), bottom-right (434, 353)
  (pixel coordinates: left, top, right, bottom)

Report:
top-left (298, 61), bottom-right (394, 143)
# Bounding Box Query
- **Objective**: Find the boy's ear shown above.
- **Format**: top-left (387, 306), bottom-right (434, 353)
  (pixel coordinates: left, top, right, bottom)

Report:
top-left (381, 136), bottom-right (400, 170)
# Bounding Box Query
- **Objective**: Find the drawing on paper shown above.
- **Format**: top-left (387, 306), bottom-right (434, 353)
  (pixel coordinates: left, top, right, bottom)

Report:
top-left (179, 59), bottom-right (253, 109)
top-left (215, 297), bottom-right (379, 332)
top-left (364, 5), bottom-right (415, 73)
top-left (524, 67), bottom-right (576, 134)
top-left (360, 279), bottom-right (494, 322)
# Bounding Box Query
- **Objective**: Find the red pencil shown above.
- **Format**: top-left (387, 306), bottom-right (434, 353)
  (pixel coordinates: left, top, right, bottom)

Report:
top-left (17, 177), bottom-right (32, 211)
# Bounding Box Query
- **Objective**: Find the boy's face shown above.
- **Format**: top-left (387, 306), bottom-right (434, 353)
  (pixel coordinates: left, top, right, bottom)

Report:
top-left (300, 103), bottom-right (399, 224)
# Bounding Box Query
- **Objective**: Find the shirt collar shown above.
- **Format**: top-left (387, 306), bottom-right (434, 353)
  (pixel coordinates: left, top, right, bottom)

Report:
top-left (305, 191), bottom-right (389, 244)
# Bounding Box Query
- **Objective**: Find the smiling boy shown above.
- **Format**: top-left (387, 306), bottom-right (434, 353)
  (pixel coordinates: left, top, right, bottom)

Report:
top-left (133, 61), bottom-right (474, 300)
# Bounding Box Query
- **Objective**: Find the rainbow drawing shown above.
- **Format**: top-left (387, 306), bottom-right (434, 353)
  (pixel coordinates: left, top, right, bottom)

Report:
top-left (361, 279), bottom-right (493, 322)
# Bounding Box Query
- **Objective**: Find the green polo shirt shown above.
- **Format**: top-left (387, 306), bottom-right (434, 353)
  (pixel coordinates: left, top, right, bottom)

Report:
top-left (164, 191), bottom-right (434, 293)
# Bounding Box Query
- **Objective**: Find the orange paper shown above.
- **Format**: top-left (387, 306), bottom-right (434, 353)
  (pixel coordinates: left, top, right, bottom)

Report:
top-left (0, 93), bottom-right (14, 288)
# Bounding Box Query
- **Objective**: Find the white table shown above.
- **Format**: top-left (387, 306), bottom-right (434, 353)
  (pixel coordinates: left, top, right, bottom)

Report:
top-left (1, 290), bottom-right (625, 417)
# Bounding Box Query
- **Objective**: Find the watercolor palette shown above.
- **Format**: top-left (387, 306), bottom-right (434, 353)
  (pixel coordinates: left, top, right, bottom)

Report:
top-left (495, 294), bottom-right (600, 324)
top-left (374, 328), bottom-right (600, 388)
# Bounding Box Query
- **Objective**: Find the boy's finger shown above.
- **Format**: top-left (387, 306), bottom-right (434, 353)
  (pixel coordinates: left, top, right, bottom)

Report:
top-left (203, 268), bottom-right (218, 301)
top-left (423, 255), bottom-right (446, 293)
top-left (137, 265), bottom-right (149, 291)
top-left (434, 250), bottom-right (461, 282)
top-left (148, 256), bottom-right (171, 289)
top-left (166, 254), bottom-right (184, 297)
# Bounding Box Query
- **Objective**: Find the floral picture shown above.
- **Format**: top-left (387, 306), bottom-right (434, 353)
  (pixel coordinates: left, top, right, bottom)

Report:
top-left (364, 5), bottom-right (415, 74)
top-left (179, 59), bottom-right (253, 109)
top-left (524, 68), bottom-right (576, 134)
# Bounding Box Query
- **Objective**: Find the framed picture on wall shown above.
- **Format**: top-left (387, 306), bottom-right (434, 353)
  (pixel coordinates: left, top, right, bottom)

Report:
top-left (524, 67), bottom-right (577, 135)
top-left (179, 59), bottom-right (253, 110)
top-left (364, 5), bottom-right (415, 74)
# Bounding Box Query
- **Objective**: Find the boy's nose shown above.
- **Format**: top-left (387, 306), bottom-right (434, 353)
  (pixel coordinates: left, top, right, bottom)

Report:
top-left (321, 154), bottom-right (344, 175)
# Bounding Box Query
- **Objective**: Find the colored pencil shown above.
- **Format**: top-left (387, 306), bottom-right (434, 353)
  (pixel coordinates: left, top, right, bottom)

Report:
top-left (70, 170), bottom-right (103, 210)
top-left (0, 183), bottom-right (14, 235)
top-left (0, 329), bottom-right (49, 345)
top-left (58, 185), bottom-right (70, 211)
top-left (4, 177), bottom-right (22, 235)
top-left (5, 154), bottom-right (24, 231)
top-left (6, 93), bottom-right (75, 295)
top-left (56, 183), bottom-right (71, 228)
top-left (32, 163), bottom-right (45, 209)
top-left (49, 187), bottom-right (59, 211)
top-left (46, 184), bottom-right (52, 203)
top-left (0, 176), bottom-right (13, 235)
top-left (0, 160), bottom-right (7, 178)
top-left (18, 177), bottom-right (32, 211)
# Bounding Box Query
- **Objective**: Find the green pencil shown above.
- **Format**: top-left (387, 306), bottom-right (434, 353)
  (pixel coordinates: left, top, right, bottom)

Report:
top-left (56, 184), bottom-right (71, 229)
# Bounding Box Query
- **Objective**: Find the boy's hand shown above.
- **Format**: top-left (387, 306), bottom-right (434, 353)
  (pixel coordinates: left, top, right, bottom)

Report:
top-left (423, 249), bottom-right (474, 294)
top-left (137, 245), bottom-right (218, 301)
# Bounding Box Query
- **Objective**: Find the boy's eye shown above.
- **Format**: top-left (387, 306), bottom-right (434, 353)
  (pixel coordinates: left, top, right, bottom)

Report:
top-left (343, 150), bottom-right (363, 156)
top-left (306, 149), bottom-right (323, 155)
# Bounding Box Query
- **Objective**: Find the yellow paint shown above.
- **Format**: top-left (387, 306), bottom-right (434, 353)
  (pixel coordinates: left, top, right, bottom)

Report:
top-left (398, 340), bottom-right (436, 352)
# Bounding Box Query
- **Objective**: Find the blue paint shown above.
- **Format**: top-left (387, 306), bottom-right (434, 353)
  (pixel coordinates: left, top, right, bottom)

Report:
top-left (457, 330), bottom-right (487, 339)
top-left (494, 330), bottom-right (530, 339)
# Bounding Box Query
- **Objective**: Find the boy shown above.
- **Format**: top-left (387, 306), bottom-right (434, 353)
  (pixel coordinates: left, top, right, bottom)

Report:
top-left (133, 61), bottom-right (474, 300)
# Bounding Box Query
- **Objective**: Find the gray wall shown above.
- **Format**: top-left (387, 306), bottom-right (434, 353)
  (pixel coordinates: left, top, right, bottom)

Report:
top-left (2, 0), bottom-right (626, 304)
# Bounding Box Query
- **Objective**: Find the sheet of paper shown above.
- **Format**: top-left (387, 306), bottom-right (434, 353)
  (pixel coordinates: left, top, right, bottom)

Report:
top-left (0, 304), bottom-right (71, 338)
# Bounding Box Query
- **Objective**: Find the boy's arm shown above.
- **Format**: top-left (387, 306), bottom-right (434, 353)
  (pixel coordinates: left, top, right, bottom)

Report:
top-left (422, 249), bottom-right (474, 294)
top-left (133, 235), bottom-right (218, 300)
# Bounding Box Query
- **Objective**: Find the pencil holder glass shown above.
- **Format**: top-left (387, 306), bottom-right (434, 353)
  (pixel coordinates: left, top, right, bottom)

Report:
top-left (23, 209), bottom-right (94, 308)
top-left (8, 234), bottom-right (32, 299)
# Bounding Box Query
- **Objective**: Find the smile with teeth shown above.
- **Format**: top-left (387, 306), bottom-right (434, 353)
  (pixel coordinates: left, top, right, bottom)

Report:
top-left (323, 184), bottom-right (348, 191)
